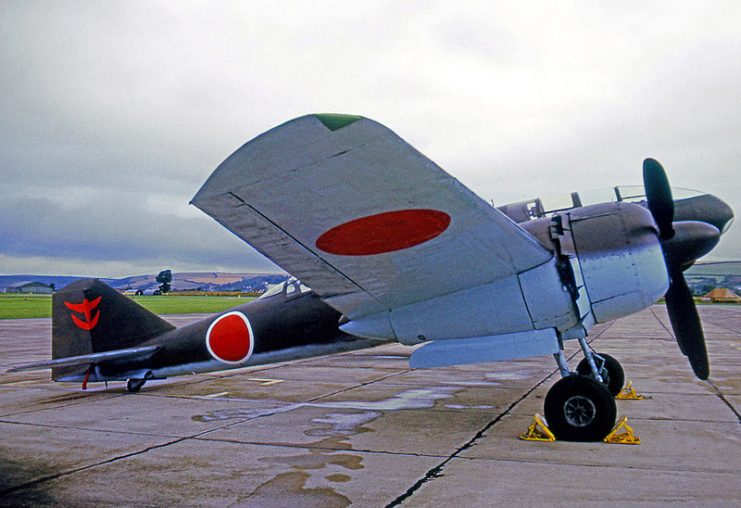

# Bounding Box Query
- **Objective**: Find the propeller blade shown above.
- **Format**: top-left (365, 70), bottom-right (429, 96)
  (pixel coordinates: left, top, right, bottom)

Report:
top-left (664, 268), bottom-right (709, 380)
top-left (643, 158), bottom-right (712, 379)
top-left (662, 221), bottom-right (720, 270)
top-left (643, 158), bottom-right (675, 240)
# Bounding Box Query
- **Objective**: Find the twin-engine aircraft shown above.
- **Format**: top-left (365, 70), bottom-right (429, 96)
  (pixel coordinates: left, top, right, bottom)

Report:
top-left (10, 114), bottom-right (733, 441)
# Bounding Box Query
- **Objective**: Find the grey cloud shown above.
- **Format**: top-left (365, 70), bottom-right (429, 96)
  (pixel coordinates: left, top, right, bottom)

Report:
top-left (1, 1), bottom-right (739, 276)
top-left (0, 193), bottom-right (277, 272)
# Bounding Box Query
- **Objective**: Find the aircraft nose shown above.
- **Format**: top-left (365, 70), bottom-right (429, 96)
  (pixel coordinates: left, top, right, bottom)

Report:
top-left (717, 197), bottom-right (735, 234)
top-left (663, 221), bottom-right (721, 268)
top-left (705, 194), bottom-right (734, 233)
top-left (673, 194), bottom-right (735, 233)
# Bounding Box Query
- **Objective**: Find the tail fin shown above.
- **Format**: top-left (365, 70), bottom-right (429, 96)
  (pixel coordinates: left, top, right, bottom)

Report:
top-left (52, 279), bottom-right (175, 379)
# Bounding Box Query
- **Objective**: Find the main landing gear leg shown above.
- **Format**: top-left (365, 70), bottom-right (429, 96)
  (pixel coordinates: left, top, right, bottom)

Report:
top-left (553, 351), bottom-right (571, 378)
top-left (544, 338), bottom-right (617, 441)
top-left (576, 351), bottom-right (625, 397)
top-left (577, 336), bottom-right (603, 384)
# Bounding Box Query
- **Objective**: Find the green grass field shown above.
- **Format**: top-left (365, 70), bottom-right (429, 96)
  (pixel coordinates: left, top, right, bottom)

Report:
top-left (0, 294), bottom-right (253, 319)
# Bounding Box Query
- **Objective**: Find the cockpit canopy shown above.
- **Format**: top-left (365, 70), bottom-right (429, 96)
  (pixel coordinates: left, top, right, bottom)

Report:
top-left (498, 186), bottom-right (707, 223)
top-left (259, 277), bottom-right (312, 299)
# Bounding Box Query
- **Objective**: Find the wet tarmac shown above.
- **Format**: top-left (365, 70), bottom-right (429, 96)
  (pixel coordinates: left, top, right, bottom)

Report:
top-left (0, 306), bottom-right (739, 506)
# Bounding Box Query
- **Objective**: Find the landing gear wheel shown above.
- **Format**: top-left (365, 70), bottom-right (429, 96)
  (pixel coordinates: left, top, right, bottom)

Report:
top-left (544, 375), bottom-right (617, 442)
top-left (126, 378), bottom-right (146, 393)
top-left (576, 353), bottom-right (625, 397)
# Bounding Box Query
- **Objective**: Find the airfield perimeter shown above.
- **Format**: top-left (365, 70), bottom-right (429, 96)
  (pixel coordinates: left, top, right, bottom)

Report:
top-left (0, 306), bottom-right (739, 506)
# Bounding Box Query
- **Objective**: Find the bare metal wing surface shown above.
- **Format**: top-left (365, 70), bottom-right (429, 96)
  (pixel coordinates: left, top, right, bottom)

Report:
top-left (192, 114), bottom-right (553, 338)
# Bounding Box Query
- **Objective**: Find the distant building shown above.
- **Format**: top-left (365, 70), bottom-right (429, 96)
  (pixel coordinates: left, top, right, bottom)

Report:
top-left (701, 288), bottom-right (741, 303)
top-left (5, 281), bottom-right (54, 294)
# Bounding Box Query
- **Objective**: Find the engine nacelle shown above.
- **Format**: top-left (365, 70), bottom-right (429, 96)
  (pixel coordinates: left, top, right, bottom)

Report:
top-left (565, 202), bottom-right (669, 323)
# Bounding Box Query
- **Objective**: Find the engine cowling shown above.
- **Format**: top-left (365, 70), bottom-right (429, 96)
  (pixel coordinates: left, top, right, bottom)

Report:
top-left (565, 202), bottom-right (669, 323)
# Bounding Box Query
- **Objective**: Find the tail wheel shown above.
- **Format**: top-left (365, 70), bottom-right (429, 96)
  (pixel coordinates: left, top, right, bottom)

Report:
top-left (544, 375), bottom-right (617, 442)
top-left (576, 353), bottom-right (625, 397)
top-left (126, 378), bottom-right (146, 393)
top-left (126, 371), bottom-right (152, 393)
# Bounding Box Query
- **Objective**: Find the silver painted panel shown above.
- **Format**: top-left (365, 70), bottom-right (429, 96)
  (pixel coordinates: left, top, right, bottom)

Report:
top-left (569, 202), bottom-right (669, 323)
top-left (518, 257), bottom-right (579, 330)
top-left (568, 256), bottom-right (592, 320)
top-left (387, 275), bottom-right (534, 345)
top-left (340, 276), bottom-right (534, 344)
top-left (410, 328), bottom-right (560, 368)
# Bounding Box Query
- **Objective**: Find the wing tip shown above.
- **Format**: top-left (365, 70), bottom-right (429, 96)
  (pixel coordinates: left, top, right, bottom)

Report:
top-left (313, 113), bottom-right (362, 131)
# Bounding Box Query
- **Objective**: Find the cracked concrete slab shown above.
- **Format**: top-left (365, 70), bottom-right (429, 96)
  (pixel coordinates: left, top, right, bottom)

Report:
top-left (0, 384), bottom-right (124, 418)
top-left (459, 413), bottom-right (741, 474)
top-left (200, 403), bottom-right (499, 457)
top-left (401, 458), bottom-right (740, 507)
top-left (3, 390), bottom-right (281, 438)
top-left (313, 379), bottom-right (526, 414)
top-left (146, 375), bottom-right (356, 403)
top-left (0, 305), bottom-right (739, 506)
top-left (0, 421), bottom-right (172, 494)
top-left (7, 437), bottom-right (441, 507)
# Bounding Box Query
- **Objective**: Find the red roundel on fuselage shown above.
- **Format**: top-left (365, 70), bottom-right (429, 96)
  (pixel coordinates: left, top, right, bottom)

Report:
top-left (206, 311), bottom-right (253, 364)
top-left (315, 209), bottom-right (451, 256)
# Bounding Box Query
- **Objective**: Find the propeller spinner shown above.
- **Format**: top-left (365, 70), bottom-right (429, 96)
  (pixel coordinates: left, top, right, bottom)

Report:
top-left (642, 158), bottom-right (721, 380)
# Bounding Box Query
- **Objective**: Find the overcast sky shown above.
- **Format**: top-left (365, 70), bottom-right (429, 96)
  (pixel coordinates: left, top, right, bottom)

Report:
top-left (1, 1), bottom-right (739, 277)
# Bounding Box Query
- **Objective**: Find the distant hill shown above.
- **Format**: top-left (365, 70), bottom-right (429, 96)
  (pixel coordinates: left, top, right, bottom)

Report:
top-left (0, 272), bottom-right (288, 293)
top-left (685, 261), bottom-right (741, 295)
top-left (0, 275), bottom-right (118, 291)
top-left (4, 262), bottom-right (739, 295)
top-left (686, 261), bottom-right (741, 277)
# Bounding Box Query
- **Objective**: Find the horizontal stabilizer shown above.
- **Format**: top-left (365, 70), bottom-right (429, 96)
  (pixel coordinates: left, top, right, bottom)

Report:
top-left (410, 329), bottom-right (559, 368)
top-left (7, 346), bottom-right (160, 372)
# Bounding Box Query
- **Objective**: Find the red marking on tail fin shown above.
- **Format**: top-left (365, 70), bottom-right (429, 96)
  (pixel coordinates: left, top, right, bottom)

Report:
top-left (65, 296), bottom-right (102, 331)
top-left (64, 296), bottom-right (101, 314)
top-left (71, 312), bottom-right (100, 331)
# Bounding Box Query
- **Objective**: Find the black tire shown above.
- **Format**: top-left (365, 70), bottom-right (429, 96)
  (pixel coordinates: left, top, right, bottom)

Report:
top-left (544, 375), bottom-right (617, 442)
top-left (576, 353), bottom-right (625, 397)
top-left (126, 378), bottom-right (146, 393)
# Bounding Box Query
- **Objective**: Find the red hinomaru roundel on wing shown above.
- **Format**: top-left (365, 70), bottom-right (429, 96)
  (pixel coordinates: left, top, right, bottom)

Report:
top-left (206, 311), bottom-right (254, 364)
top-left (315, 209), bottom-right (451, 256)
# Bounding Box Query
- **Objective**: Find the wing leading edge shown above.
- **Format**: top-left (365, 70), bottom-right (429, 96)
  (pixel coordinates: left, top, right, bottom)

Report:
top-left (193, 114), bottom-right (554, 342)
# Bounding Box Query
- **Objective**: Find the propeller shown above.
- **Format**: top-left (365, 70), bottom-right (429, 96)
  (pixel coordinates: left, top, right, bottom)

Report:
top-left (643, 158), bottom-right (675, 241)
top-left (642, 158), bottom-right (720, 380)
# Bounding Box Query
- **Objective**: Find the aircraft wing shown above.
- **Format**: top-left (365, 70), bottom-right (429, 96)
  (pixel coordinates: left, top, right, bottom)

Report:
top-left (192, 114), bottom-right (552, 337)
top-left (7, 346), bottom-right (160, 372)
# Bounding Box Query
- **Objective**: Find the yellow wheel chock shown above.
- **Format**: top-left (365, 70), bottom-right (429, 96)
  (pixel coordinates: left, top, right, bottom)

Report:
top-left (616, 380), bottom-right (649, 400)
top-left (519, 413), bottom-right (556, 442)
top-left (603, 417), bottom-right (641, 445)
top-left (519, 414), bottom-right (640, 444)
